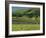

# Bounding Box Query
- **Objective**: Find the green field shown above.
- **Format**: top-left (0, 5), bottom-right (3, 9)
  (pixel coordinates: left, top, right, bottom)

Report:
top-left (12, 8), bottom-right (40, 31)
top-left (12, 24), bottom-right (40, 31)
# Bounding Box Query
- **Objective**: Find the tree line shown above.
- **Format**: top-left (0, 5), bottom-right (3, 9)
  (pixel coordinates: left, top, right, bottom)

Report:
top-left (12, 8), bottom-right (40, 18)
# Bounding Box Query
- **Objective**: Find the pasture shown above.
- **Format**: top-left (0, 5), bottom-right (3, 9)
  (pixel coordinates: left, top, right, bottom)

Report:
top-left (12, 8), bottom-right (40, 31)
top-left (12, 24), bottom-right (40, 31)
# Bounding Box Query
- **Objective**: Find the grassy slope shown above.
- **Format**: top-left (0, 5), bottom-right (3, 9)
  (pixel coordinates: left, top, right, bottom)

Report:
top-left (12, 16), bottom-right (40, 24)
top-left (12, 24), bottom-right (40, 31)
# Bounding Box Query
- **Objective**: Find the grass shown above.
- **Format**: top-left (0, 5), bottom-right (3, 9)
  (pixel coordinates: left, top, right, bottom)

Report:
top-left (12, 24), bottom-right (40, 31)
top-left (12, 16), bottom-right (40, 24)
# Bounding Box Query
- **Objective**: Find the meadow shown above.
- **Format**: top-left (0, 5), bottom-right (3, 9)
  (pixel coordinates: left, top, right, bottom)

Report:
top-left (12, 8), bottom-right (40, 31)
top-left (12, 24), bottom-right (40, 31)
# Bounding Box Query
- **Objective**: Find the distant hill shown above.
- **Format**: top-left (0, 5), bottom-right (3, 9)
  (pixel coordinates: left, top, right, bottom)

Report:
top-left (12, 7), bottom-right (32, 14)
